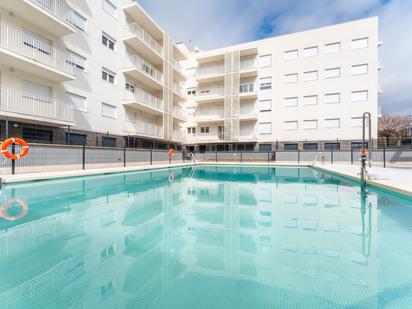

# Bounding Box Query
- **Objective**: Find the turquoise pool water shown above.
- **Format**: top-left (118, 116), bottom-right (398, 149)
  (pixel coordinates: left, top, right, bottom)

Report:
top-left (0, 165), bottom-right (411, 308)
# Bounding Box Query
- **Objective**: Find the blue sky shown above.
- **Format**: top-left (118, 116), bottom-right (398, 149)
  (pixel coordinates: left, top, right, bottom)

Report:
top-left (138, 0), bottom-right (412, 115)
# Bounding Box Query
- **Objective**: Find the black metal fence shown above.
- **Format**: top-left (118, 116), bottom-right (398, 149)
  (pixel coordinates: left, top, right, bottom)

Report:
top-left (0, 144), bottom-right (184, 175)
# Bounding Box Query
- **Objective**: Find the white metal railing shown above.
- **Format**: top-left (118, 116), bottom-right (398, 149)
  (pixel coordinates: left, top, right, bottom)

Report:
top-left (240, 58), bottom-right (257, 71)
top-left (125, 22), bottom-right (163, 56)
top-left (29, 0), bottom-right (75, 27)
top-left (173, 59), bottom-right (185, 74)
top-left (173, 83), bottom-right (186, 97)
top-left (239, 83), bottom-right (256, 94)
top-left (124, 88), bottom-right (163, 110)
top-left (134, 122), bottom-right (162, 137)
top-left (126, 54), bottom-right (163, 83)
top-left (0, 22), bottom-right (74, 75)
top-left (0, 87), bottom-right (73, 122)
top-left (172, 130), bottom-right (184, 141)
top-left (173, 106), bottom-right (186, 119)
top-left (196, 63), bottom-right (224, 77)
top-left (197, 85), bottom-right (224, 98)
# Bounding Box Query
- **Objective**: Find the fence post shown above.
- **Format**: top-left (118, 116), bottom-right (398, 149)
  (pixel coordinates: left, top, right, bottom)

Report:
top-left (123, 146), bottom-right (126, 167)
top-left (274, 151), bottom-right (276, 162)
top-left (82, 144), bottom-right (86, 170)
top-left (331, 148), bottom-right (334, 164)
top-left (11, 144), bottom-right (15, 175)
top-left (351, 148), bottom-right (353, 165)
top-left (240, 152), bottom-right (243, 163)
top-left (383, 144), bottom-right (386, 168)
top-left (267, 151), bottom-right (270, 164)
top-left (216, 151), bottom-right (218, 163)
top-left (297, 150), bottom-right (300, 164)
top-left (150, 150), bottom-right (153, 165)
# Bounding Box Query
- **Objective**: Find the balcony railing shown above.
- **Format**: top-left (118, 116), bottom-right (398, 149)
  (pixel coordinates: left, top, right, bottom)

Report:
top-left (173, 107), bottom-right (186, 120)
top-left (196, 64), bottom-right (224, 77)
top-left (0, 22), bottom-right (74, 75)
top-left (124, 88), bottom-right (163, 111)
top-left (0, 87), bottom-right (73, 123)
top-left (197, 85), bottom-right (224, 98)
top-left (173, 83), bottom-right (186, 98)
top-left (126, 54), bottom-right (163, 83)
top-left (29, 0), bottom-right (75, 27)
top-left (134, 122), bottom-right (162, 138)
top-left (239, 83), bottom-right (256, 94)
top-left (172, 130), bottom-right (184, 141)
top-left (173, 60), bottom-right (185, 75)
top-left (240, 58), bottom-right (257, 71)
top-left (125, 22), bottom-right (163, 56)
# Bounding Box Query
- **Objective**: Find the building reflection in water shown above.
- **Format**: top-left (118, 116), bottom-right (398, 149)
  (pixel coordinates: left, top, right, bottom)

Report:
top-left (0, 166), bottom-right (387, 308)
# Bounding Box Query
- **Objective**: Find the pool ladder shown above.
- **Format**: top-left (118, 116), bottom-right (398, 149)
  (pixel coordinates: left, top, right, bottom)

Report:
top-left (360, 112), bottom-right (372, 187)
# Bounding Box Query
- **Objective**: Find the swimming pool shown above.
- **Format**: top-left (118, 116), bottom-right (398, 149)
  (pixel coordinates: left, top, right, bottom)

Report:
top-left (0, 165), bottom-right (411, 308)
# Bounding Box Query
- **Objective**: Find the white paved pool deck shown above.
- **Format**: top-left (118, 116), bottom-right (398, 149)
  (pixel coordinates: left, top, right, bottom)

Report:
top-left (2, 162), bottom-right (411, 197)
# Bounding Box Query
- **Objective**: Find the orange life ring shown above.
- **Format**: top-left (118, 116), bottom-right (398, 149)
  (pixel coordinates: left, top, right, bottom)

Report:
top-left (0, 198), bottom-right (29, 221)
top-left (168, 148), bottom-right (175, 160)
top-left (1, 138), bottom-right (29, 160)
top-left (360, 147), bottom-right (368, 156)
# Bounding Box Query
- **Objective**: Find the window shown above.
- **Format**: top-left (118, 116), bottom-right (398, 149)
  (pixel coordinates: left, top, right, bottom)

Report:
top-left (351, 117), bottom-right (363, 127)
top-left (324, 118), bottom-right (340, 128)
top-left (187, 88), bottom-right (196, 96)
top-left (284, 121), bottom-right (298, 130)
top-left (260, 77), bottom-right (272, 90)
top-left (239, 83), bottom-right (254, 93)
top-left (258, 122), bottom-right (272, 135)
top-left (67, 92), bottom-right (87, 112)
top-left (66, 133), bottom-right (86, 145)
top-left (351, 64), bottom-right (368, 75)
top-left (324, 42), bottom-right (340, 54)
top-left (66, 50), bottom-right (86, 71)
top-left (303, 46), bottom-right (318, 57)
top-left (102, 103), bottom-right (117, 118)
top-left (69, 10), bottom-right (87, 31)
top-left (351, 90), bottom-right (368, 102)
top-left (102, 136), bottom-right (117, 147)
top-left (23, 80), bottom-right (51, 102)
top-left (259, 100), bottom-right (272, 112)
top-left (351, 38), bottom-right (368, 50)
top-left (351, 142), bottom-right (367, 149)
top-left (259, 144), bottom-right (272, 152)
top-left (102, 67), bottom-right (116, 84)
top-left (259, 54), bottom-right (272, 68)
top-left (284, 97), bottom-right (298, 107)
top-left (200, 127), bottom-right (209, 134)
top-left (303, 71), bottom-right (318, 81)
top-left (303, 95), bottom-right (318, 106)
top-left (102, 0), bottom-right (117, 17)
top-left (284, 50), bottom-right (298, 60)
top-left (102, 32), bottom-right (116, 50)
top-left (303, 143), bottom-right (318, 150)
top-left (324, 93), bottom-right (340, 104)
top-left (187, 127), bottom-right (196, 134)
top-left (325, 143), bottom-right (340, 150)
top-left (125, 81), bottom-right (135, 93)
top-left (303, 120), bottom-right (318, 130)
top-left (325, 67), bottom-right (340, 79)
top-left (23, 127), bottom-right (53, 143)
top-left (23, 29), bottom-right (52, 55)
top-left (284, 73), bottom-right (298, 83)
top-left (284, 144), bottom-right (298, 150)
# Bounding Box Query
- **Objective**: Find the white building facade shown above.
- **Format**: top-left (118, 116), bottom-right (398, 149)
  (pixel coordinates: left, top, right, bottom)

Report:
top-left (0, 1), bottom-right (379, 152)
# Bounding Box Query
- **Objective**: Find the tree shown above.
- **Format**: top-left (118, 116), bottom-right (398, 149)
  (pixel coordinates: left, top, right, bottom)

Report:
top-left (379, 113), bottom-right (412, 146)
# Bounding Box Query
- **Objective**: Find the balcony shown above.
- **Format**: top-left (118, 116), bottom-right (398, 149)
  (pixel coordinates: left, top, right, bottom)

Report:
top-left (173, 83), bottom-right (186, 101)
top-left (125, 121), bottom-right (163, 139)
top-left (196, 85), bottom-right (224, 103)
top-left (186, 133), bottom-right (225, 143)
top-left (240, 58), bottom-right (258, 78)
top-left (172, 130), bottom-right (184, 141)
top-left (173, 60), bottom-right (186, 81)
top-left (0, 0), bottom-right (76, 37)
top-left (123, 88), bottom-right (163, 115)
top-left (0, 22), bottom-right (75, 82)
top-left (123, 54), bottom-right (163, 90)
top-left (196, 64), bottom-right (225, 83)
top-left (172, 106), bottom-right (186, 122)
top-left (0, 87), bottom-right (74, 125)
top-left (124, 22), bottom-right (163, 66)
top-left (194, 111), bottom-right (224, 124)
top-left (239, 83), bottom-right (258, 100)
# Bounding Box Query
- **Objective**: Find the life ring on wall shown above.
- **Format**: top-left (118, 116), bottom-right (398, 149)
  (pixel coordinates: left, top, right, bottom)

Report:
top-left (1, 138), bottom-right (29, 160)
top-left (360, 147), bottom-right (368, 157)
top-left (168, 148), bottom-right (175, 160)
top-left (0, 198), bottom-right (29, 221)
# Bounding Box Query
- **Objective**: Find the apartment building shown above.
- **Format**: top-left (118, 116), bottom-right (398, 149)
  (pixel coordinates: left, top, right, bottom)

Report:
top-left (0, 1), bottom-right (379, 152)
top-left (0, 0), bottom-right (186, 149)
top-left (183, 17), bottom-right (380, 152)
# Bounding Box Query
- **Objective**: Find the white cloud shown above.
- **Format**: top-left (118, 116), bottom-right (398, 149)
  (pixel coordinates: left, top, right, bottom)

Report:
top-left (137, 0), bottom-right (412, 115)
